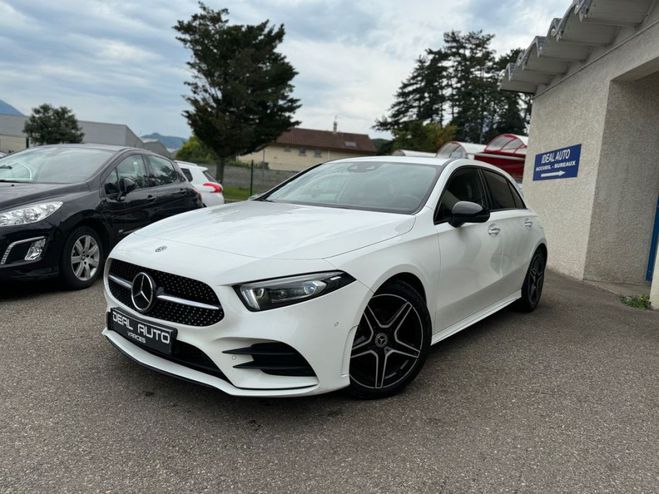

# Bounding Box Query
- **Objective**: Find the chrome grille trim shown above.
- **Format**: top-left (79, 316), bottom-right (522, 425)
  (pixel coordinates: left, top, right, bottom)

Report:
top-left (156, 294), bottom-right (222, 311)
top-left (108, 274), bottom-right (132, 289)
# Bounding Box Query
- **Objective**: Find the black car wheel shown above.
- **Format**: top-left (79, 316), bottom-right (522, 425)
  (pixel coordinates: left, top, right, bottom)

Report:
top-left (514, 249), bottom-right (546, 312)
top-left (349, 280), bottom-right (431, 399)
top-left (60, 226), bottom-right (104, 290)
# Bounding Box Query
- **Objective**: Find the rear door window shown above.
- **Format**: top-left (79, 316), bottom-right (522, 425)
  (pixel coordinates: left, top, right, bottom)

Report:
top-left (147, 156), bottom-right (181, 186)
top-left (482, 170), bottom-right (517, 210)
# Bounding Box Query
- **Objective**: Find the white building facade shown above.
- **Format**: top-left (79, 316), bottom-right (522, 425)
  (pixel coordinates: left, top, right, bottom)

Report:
top-left (500, 0), bottom-right (659, 307)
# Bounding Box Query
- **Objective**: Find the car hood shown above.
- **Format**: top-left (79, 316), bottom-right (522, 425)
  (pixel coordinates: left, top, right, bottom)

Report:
top-left (133, 200), bottom-right (415, 260)
top-left (0, 182), bottom-right (88, 210)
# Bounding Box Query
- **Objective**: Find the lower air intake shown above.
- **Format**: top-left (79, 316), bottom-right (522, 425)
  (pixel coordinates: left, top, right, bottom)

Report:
top-left (224, 342), bottom-right (316, 377)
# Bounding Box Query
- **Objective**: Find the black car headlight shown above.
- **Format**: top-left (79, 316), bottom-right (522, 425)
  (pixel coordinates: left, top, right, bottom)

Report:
top-left (236, 271), bottom-right (355, 311)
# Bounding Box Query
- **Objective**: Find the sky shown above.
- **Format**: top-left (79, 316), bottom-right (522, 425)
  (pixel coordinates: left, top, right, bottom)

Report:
top-left (0, 0), bottom-right (568, 139)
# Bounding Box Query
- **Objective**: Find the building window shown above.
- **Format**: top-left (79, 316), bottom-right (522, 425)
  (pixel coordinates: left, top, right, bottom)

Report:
top-left (345, 141), bottom-right (357, 148)
top-left (298, 148), bottom-right (307, 156)
top-left (314, 150), bottom-right (323, 158)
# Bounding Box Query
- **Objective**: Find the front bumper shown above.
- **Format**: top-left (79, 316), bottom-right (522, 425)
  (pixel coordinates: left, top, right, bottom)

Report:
top-left (103, 270), bottom-right (372, 397)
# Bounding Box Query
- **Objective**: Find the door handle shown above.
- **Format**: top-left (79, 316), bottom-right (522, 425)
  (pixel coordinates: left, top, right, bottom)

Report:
top-left (524, 219), bottom-right (533, 229)
top-left (488, 225), bottom-right (501, 236)
top-left (146, 194), bottom-right (156, 202)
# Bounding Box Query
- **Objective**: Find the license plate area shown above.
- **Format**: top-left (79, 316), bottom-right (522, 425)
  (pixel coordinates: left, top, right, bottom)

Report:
top-left (108, 309), bottom-right (177, 355)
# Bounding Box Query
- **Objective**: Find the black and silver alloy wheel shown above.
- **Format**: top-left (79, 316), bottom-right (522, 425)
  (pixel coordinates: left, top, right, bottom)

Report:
top-left (349, 281), bottom-right (430, 399)
top-left (515, 249), bottom-right (546, 312)
top-left (60, 226), bottom-right (104, 290)
top-left (71, 234), bottom-right (100, 282)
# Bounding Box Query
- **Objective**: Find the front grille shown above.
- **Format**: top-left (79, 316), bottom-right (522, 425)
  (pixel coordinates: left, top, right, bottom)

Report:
top-left (224, 342), bottom-right (316, 377)
top-left (108, 312), bottom-right (227, 380)
top-left (108, 259), bottom-right (224, 327)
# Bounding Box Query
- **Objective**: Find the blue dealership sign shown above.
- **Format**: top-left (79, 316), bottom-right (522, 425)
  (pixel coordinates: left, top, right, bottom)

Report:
top-left (533, 144), bottom-right (581, 181)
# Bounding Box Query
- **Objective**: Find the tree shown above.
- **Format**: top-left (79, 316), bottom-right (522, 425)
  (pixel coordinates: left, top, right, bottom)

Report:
top-left (375, 50), bottom-right (450, 132)
top-left (23, 104), bottom-right (84, 145)
top-left (376, 31), bottom-right (531, 146)
top-left (391, 121), bottom-right (456, 153)
top-left (174, 3), bottom-right (300, 181)
top-left (485, 48), bottom-right (530, 140)
top-left (176, 135), bottom-right (217, 163)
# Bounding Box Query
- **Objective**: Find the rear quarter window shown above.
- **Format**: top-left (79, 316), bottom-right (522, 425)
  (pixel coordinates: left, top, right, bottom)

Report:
top-left (181, 168), bottom-right (193, 182)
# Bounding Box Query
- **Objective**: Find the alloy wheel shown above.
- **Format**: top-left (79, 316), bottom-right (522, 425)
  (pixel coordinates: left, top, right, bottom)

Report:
top-left (350, 293), bottom-right (425, 390)
top-left (71, 234), bottom-right (100, 281)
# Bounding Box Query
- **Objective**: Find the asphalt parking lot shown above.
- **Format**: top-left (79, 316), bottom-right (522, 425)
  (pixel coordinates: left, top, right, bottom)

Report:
top-left (1, 272), bottom-right (657, 493)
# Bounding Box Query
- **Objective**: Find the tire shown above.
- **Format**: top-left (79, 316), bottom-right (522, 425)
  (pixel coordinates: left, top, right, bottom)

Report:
top-left (514, 249), bottom-right (546, 312)
top-left (60, 226), bottom-right (104, 290)
top-left (349, 280), bottom-right (431, 399)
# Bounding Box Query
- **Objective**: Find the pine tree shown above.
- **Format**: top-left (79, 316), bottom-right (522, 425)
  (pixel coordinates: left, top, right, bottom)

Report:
top-left (375, 31), bottom-right (530, 147)
top-left (174, 3), bottom-right (300, 181)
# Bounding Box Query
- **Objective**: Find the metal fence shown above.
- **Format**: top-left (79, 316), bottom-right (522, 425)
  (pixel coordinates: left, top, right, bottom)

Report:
top-left (201, 163), bottom-right (297, 195)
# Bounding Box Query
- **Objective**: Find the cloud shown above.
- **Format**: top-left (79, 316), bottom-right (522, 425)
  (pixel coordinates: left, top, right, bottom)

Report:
top-left (0, 0), bottom-right (568, 139)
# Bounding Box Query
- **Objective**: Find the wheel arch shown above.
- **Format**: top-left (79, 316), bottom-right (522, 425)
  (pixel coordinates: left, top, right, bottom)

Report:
top-left (536, 242), bottom-right (548, 260)
top-left (62, 214), bottom-right (112, 255)
top-left (376, 271), bottom-right (427, 303)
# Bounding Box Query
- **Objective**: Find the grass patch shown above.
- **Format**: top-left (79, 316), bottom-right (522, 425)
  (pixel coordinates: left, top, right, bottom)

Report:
top-left (620, 294), bottom-right (652, 310)
top-left (223, 186), bottom-right (251, 202)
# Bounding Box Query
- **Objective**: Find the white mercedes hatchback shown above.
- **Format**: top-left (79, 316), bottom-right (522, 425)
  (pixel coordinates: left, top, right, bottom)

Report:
top-left (102, 157), bottom-right (547, 399)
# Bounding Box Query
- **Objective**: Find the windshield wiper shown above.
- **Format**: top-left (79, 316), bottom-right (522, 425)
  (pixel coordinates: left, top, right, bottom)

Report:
top-left (0, 179), bottom-right (20, 183)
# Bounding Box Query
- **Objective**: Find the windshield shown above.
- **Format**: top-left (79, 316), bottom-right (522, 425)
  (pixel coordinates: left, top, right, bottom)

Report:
top-left (263, 161), bottom-right (443, 214)
top-left (0, 147), bottom-right (115, 184)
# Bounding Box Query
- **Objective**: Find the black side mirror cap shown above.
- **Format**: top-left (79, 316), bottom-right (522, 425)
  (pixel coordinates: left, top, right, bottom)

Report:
top-left (449, 201), bottom-right (490, 228)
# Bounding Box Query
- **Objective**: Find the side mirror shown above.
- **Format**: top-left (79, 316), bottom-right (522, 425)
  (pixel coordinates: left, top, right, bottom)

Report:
top-left (449, 201), bottom-right (490, 228)
top-left (118, 177), bottom-right (137, 196)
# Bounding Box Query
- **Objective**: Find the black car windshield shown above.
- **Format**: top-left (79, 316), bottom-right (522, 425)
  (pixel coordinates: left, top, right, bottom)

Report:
top-left (0, 147), bottom-right (114, 184)
top-left (263, 161), bottom-right (443, 214)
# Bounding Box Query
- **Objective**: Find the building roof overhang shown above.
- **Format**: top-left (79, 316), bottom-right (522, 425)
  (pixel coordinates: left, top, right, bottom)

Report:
top-left (500, 0), bottom-right (655, 94)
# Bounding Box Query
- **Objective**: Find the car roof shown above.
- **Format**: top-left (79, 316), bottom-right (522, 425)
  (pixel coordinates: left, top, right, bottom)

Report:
top-left (30, 143), bottom-right (131, 153)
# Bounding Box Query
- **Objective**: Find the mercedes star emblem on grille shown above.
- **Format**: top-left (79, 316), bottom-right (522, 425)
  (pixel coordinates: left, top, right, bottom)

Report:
top-left (131, 272), bottom-right (156, 313)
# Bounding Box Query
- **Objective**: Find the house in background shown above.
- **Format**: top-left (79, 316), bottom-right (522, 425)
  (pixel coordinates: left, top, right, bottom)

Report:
top-left (241, 125), bottom-right (377, 171)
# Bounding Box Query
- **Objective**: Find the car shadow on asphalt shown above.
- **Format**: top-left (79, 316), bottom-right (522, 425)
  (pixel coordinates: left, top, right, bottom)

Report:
top-left (0, 278), bottom-right (96, 301)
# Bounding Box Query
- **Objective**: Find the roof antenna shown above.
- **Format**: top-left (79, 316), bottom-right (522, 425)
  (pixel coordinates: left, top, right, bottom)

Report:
top-left (333, 116), bottom-right (338, 134)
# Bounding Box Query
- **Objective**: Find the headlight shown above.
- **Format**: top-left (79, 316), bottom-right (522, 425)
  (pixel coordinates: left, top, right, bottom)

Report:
top-left (0, 201), bottom-right (63, 227)
top-left (236, 271), bottom-right (355, 311)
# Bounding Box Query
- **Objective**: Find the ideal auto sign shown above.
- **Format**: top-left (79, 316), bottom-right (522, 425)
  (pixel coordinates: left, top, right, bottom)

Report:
top-left (533, 144), bottom-right (581, 181)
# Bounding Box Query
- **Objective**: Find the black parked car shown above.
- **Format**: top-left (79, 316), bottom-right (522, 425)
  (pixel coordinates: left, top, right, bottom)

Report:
top-left (0, 144), bottom-right (202, 289)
